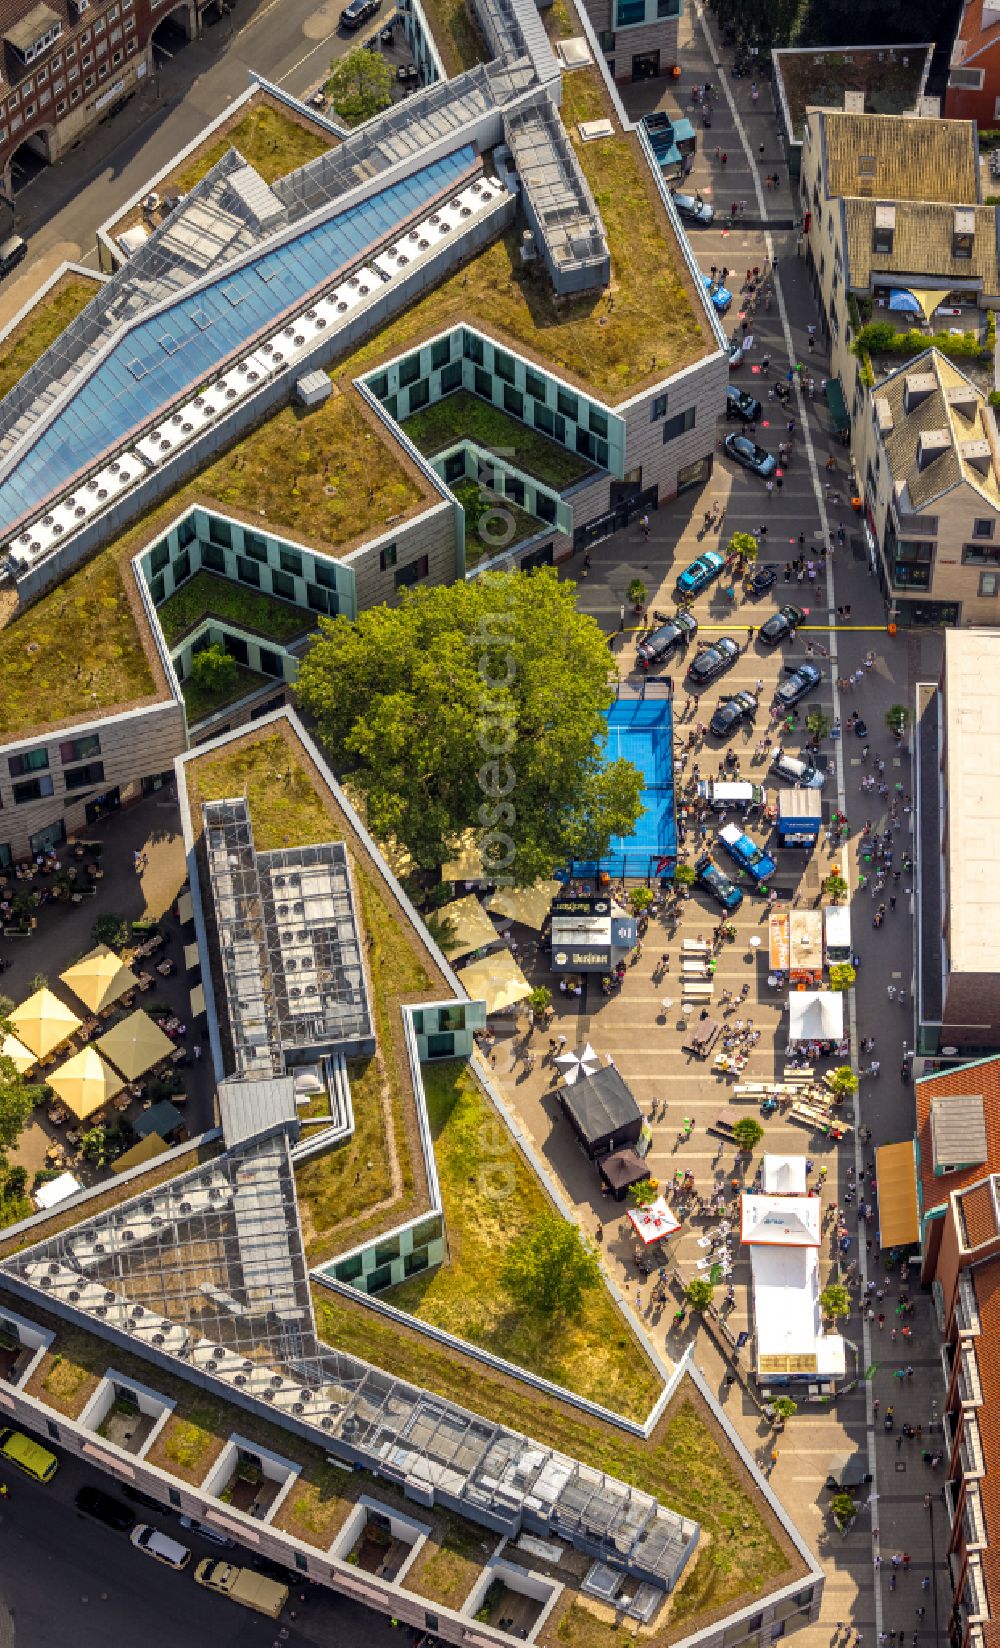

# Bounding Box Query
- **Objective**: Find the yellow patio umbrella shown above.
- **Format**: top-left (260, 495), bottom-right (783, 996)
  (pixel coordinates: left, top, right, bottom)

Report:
top-left (96, 1009), bottom-right (175, 1081)
top-left (48, 1045), bottom-right (123, 1121)
top-left (457, 948), bottom-right (532, 1015)
top-left (60, 944), bottom-right (139, 1015)
top-left (0, 1032), bottom-right (37, 1074)
top-left (111, 1133), bottom-right (169, 1174)
top-left (10, 988), bottom-right (81, 1059)
top-left (487, 880), bottom-right (562, 932)
top-left (435, 894), bottom-right (499, 960)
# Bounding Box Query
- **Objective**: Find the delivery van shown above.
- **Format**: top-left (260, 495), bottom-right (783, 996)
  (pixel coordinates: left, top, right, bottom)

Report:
top-left (0, 1426), bottom-right (58, 1482)
top-left (824, 904), bottom-right (852, 965)
top-left (194, 1559), bottom-right (289, 1619)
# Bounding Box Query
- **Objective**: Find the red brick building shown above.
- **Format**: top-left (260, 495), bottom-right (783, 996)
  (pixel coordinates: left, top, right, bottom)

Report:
top-left (945, 0), bottom-right (1000, 127)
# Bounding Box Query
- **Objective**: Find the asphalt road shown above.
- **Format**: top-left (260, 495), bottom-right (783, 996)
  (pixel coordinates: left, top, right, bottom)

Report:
top-left (0, 1447), bottom-right (404, 1648)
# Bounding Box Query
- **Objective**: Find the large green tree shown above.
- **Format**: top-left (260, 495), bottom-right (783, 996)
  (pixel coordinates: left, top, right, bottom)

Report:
top-left (296, 569), bottom-right (644, 879)
top-left (324, 49), bottom-right (393, 126)
top-left (501, 1213), bottom-right (602, 1318)
top-left (0, 1053), bottom-right (36, 1154)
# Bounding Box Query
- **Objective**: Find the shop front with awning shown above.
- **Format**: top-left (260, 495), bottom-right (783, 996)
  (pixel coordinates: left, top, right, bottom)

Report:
top-left (825, 377), bottom-right (849, 434)
top-left (875, 1139), bottom-right (920, 1251)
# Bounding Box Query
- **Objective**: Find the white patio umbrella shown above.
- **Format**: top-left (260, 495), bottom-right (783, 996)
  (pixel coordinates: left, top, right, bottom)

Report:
top-left (553, 1042), bottom-right (601, 1085)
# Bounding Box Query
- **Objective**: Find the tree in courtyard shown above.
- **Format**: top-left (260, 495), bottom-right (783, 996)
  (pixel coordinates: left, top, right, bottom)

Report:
top-left (629, 1177), bottom-right (659, 1208)
top-left (190, 643), bottom-right (237, 698)
top-left (830, 1492), bottom-right (857, 1533)
top-left (805, 708), bottom-right (830, 743)
top-left (673, 862), bottom-right (696, 888)
top-left (526, 986), bottom-right (552, 1019)
top-left (324, 49), bottom-right (393, 126)
top-left (770, 1396), bottom-right (798, 1423)
top-left (0, 1053), bottom-right (38, 1155)
top-left (626, 578), bottom-right (648, 610)
top-left (732, 1116), bottom-right (764, 1153)
top-left (819, 1282), bottom-right (851, 1321)
top-left (629, 887), bottom-right (654, 916)
top-left (728, 530), bottom-right (758, 568)
top-left (501, 1213), bottom-right (602, 1319)
top-left (885, 704), bottom-right (909, 738)
top-left (822, 872), bottom-right (849, 904)
top-left (685, 1277), bottom-right (715, 1311)
top-left (828, 1065), bottom-right (858, 1101)
top-left (295, 570), bottom-right (644, 880)
top-left (828, 963), bottom-right (856, 992)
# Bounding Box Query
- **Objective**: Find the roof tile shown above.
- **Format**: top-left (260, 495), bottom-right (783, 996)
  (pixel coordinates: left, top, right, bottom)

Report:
top-left (916, 1055), bottom-right (1000, 1218)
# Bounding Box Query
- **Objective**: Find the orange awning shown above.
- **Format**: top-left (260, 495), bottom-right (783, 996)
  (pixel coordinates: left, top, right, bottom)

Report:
top-left (876, 1139), bottom-right (920, 1249)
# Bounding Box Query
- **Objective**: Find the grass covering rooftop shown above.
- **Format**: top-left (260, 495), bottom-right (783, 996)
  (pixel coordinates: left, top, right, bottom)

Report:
top-left (157, 570), bottom-right (314, 648)
top-left (181, 661), bottom-right (272, 726)
top-left (183, 720), bottom-right (445, 1261)
top-left (383, 1061), bottom-right (663, 1421)
top-left (407, 0), bottom-right (490, 76)
top-left (0, 272), bottom-right (100, 405)
top-left (403, 389), bottom-right (595, 490)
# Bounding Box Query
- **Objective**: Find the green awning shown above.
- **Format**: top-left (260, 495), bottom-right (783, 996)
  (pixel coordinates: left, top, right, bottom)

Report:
top-left (825, 377), bottom-right (850, 433)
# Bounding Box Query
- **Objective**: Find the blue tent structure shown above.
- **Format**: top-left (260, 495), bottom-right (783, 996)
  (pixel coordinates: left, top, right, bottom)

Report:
top-left (567, 693), bottom-right (677, 881)
top-left (887, 289), bottom-right (922, 314)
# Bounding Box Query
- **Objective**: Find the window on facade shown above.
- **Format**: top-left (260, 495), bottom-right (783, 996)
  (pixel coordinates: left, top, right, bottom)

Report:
top-left (13, 776), bottom-right (54, 804)
top-left (394, 555), bottom-right (429, 590)
top-left (493, 349), bottom-right (515, 385)
top-left (368, 370), bottom-right (388, 400)
top-left (313, 561), bottom-right (338, 590)
top-left (589, 407), bottom-right (609, 439)
top-left (615, 0), bottom-right (645, 23)
top-left (64, 761), bottom-right (105, 790)
top-left (258, 648), bottom-right (283, 677)
top-left (430, 337), bottom-right (450, 371)
top-left (535, 492), bottom-right (556, 524)
top-left (651, 393), bottom-right (667, 421)
top-left (380, 543), bottom-right (397, 571)
top-left (307, 584), bottom-right (333, 614)
top-left (503, 384), bottom-right (524, 419)
top-left (208, 517), bottom-right (231, 549)
top-left (534, 403), bottom-right (565, 442)
top-left (148, 540), bottom-right (169, 576)
top-left (271, 569), bottom-right (296, 601)
top-left (236, 556), bottom-right (260, 587)
top-left (278, 546), bottom-right (302, 577)
top-left (962, 543), bottom-right (1000, 565)
top-left (663, 407), bottom-right (696, 441)
top-left (979, 572), bottom-right (1000, 597)
top-left (576, 428), bottom-right (598, 461)
top-left (473, 366), bottom-right (492, 401)
top-left (149, 573), bottom-right (164, 605)
top-left (59, 734), bottom-right (100, 765)
top-left (243, 530), bottom-right (267, 562)
top-left (222, 635), bottom-right (248, 667)
top-left (201, 542), bottom-right (225, 573)
top-left (556, 387), bottom-right (578, 421)
top-left (505, 475), bottom-right (525, 507)
top-left (525, 368), bottom-right (546, 401)
top-left (172, 551), bottom-right (191, 586)
top-left (177, 516), bottom-right (196, 548)
top-left (408, 377), bottom-right (430, 412)
top-left (440, 359), bottom-right (462, 394)
top-left (8, 747), bottom-right (49, 778)
top-left (398, 353), bottom-right (421, 389)
top-left (657, 0), bottom-right (679, 17)
top-left (463, 330), bottom-right (484, 365)
top-left (973, 518), bottom-right (995, 538)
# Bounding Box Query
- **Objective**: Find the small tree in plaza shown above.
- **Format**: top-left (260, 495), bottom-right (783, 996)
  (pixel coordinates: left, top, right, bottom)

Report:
top-left (770, 1396), bottom-right (798, 1424)
top-left (885, 704), bottom-right (910, 738)
top-left (626, 577), bottom-right (648, 610)
top-left (685, 1277), bottom-right (715, 1312)
top-left (828, 1066), bottom-right (858, 1101)
top-left (728, 531), bottom-right (758, 567)
top-left (828, 963), bottom-right (856, 992)
top-left (822, 872), bottom-right (849, 904)
top-left (819, 1282), bottom-right (851, 1321)
top-left (630, 1177), bottom-right (659, 1207)
top-left (732, 1116), bottom-right (764, 1153)
top-left (501, 1213), bottom-right (601, 1319)
top-left (805, 708), bottom-right (830, 743)
top-left (830, 1492), bottom-right (857, 1533)
top-left (673, 863), bottom-right (696, 888)
top-left (629, 887), bottom-right (654, 916)
top-left (324, 49), bottom-right (393, 126)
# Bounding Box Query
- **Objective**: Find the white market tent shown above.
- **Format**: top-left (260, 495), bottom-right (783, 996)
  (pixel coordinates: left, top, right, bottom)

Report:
top-left (34, 1170), bottom-right (83, 1210)
top-left (628, 1197), bottom-right (681, 1245)
top-left (788, 989), bottom-right (844, 1043)
top-left (741, 1192), bottom-right (821, 1247)
top-left (554, 1043), bottom-right (601, 1086)
top-left (749, 1242), bottom-right (846, 1379)
top-left (761, 1152), bottom-right (808, 1195)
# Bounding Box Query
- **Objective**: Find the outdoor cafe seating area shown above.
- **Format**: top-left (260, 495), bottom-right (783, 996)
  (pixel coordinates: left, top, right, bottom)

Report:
top-left (3, 922), bottom-right (204, 1195)
top-left (0, 840), bottom-right (106, 936)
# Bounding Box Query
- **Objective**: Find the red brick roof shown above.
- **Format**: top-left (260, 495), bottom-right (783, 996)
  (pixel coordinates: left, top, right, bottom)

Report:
top-left (916, 1057), bottom-right (1000, 1219)
top-left (958, 1181), bottom-right (1000, 1248)
top-left (955, 0), bottom-right (1000, 57)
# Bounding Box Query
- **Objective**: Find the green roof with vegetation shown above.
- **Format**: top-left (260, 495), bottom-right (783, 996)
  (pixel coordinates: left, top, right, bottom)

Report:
top-left (157, 570), bottom-right (315, 648)
top-left (170, 100), bottom-right (335, 192)
top-left (182, 720), bottom-right (444, 1261)
top-left (0, 272), bottom-right (100, 405)
top-left (383, 1061), bottom-right (662, 1421)
top-left (403, 389), bottom-right (595, 489)
top-left (453, 479), bottom-right (545, 569)
top-left (181, 661), bottom-right (272, 726)
top-left (409, 0), bottom-right (491, 76)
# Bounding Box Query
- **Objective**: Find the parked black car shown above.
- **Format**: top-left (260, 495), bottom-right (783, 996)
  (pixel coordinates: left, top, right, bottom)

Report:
top-left (724, 432), bottom-right (777, 478)
top-left (75, 1486), bottom-right (135, 1532)
top-left (687, 635), bottom-right (740, 686)
top-left (773, 661), bottom-right (822, 707)
top-left (340, 0), bottom-right (381, 28)
top-left (694, 854), bottom-right (744, 912)
top-left (746, 564), bottom-right (777, 597)
top-left (636, 611), bottom-right (698, 670)
top-left (709, 690), bottom-right (758, 739)
top-left (758, 604), bottom-right (807, 646)
top-left (725, 386), bottom-right (763, 424)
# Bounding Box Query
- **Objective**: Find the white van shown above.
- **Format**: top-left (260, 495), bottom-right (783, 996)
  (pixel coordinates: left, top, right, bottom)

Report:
top-left (695, 780), bottom-right (766, 813)
top-left (770, 749), bottom-right (826, 789)
top-left (130, 1524), bottom-right (191, 1570)
top-left (824, 904), bottom-right (852, 964)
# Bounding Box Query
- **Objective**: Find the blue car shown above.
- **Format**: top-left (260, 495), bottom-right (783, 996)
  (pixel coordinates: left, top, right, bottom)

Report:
top-left (703, 275), bottom-right (733, 314)
top-left (694, 853), bottom-right (744, 912)
top-left (675, 549), bottom-right (725, 598)
top-left (718, 822), bottom-right (776, 886)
